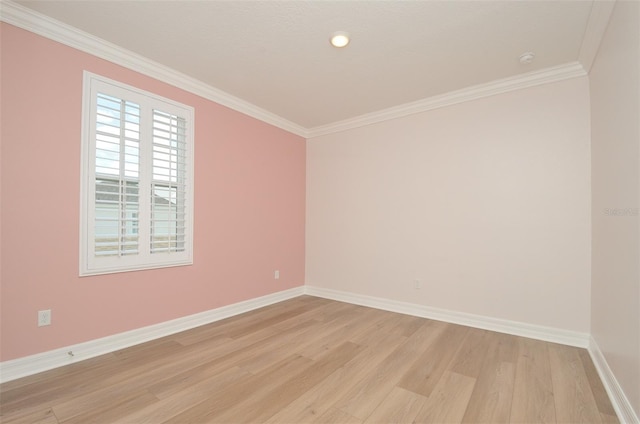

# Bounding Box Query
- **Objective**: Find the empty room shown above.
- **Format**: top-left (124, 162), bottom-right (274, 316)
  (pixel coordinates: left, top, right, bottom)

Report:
top-left (1, 1), bottom-right (638, 423)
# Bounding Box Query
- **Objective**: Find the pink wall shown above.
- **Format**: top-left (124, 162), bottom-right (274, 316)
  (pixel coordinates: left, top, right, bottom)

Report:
top-left (0, 23), bottom-right (306, 362)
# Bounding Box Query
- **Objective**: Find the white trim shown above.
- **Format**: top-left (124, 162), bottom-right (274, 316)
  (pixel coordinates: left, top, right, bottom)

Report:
top-left (306, 62), bottom-right (587, 138)
top-left (304, 285), bottom-right (590, 348)
top-left (589, 337), bottom-right (640, 424)
top-left (578, 0), bottom-right (616, 74)
top-left (0, 286), bottom-right (304, 383)
top-left (0, 1), bottom-right (308, 138)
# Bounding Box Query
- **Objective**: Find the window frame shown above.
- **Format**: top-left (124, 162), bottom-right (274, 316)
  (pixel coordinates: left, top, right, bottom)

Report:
top-left (80, 71), bottom-right (194, 276)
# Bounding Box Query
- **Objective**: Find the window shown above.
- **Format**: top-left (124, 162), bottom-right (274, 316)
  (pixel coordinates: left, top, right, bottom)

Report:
top-left (80, 72), bottom-right (194, 276)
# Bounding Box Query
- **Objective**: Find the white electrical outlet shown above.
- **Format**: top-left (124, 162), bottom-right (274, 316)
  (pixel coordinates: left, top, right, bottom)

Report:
top-left (38, 309), bottom-right (51, 326)
top-left (414, 279), bottom-right (422, 289)
top-left (274, 270), bottom-right (280, 280)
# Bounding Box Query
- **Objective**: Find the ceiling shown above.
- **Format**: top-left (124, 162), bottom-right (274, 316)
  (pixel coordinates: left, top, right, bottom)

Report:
top-left (12, 1), bottom-right (601, 132)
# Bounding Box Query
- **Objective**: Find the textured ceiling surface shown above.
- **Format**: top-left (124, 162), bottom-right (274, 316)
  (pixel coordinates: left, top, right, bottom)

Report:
top-left (17, 1), bottom-right (594, 129)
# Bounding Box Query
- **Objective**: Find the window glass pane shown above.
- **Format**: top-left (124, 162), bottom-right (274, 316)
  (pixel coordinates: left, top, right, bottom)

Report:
top-left (151, 183), bottom-right (185, 253)
top-left (94, 178), bottom-right (139, 256)
top-left (95, 94), bottom-right (140, 178)
top-left (94, 92), bottom-right (140, 257)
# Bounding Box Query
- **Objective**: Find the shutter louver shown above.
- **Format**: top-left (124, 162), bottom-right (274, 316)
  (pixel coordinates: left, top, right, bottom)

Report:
top-left (151, 110), bottom-right (187, 254)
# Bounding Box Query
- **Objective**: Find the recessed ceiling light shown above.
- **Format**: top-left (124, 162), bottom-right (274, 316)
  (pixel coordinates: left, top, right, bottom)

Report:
top-left (519, 52), bottom-right (535, 64)
top-left (330, 31), bottom-right (350, 48)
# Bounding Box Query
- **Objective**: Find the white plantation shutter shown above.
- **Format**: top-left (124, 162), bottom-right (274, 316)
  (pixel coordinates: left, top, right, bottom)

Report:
top-left (151, 110), bottom-right (187, 254)
top-left (81, 72), bottom-right (194, 276)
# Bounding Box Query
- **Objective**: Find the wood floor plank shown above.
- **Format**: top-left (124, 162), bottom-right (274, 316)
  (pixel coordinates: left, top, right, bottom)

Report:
top-left (548, 343), bottom-right (603, 424)
top-left (221, 319), bottom-right (319, 374)
top-left (397, 322), bottom-right (469, 397)
top-left (413, 371), bottom-right (476, 424)
top-left (336, 319), bottom-right (449, 420)
top-left (264, 330), bottom-right (408, 424)
top-left (578, 348), bottom-right (619, 422)
top-left (461, 332), bottom-right (518, 423)
top-left (377, 313), bottom-right (427, 338)
top-left (61, 333), bottom-right (259, 409)
top-left (161, 354), bottom-right (313, 423)
top-left (55, 389), bottom-right (158, 424)
top-left (119, 366), bottom-right (249, 424)
top-left (601, 412), bottom-right (621, 423)
top-left (212, 341), bottom-right (363, 423)
top-left (449, 327), bottom-right (492, 379)
top-left (0, 297), bottom-right (618, 424)
top-left (363, 386), bottom-right (426, 423)
top-left (315, 407), bottom-right (362, 424)
top-left (510, 337), bottom-right (557, 423)
top-left (237, 310), bottom-right (368, 374)
top-left (143, 340), bottom-right (237, 399)
top-left (462, 361), bottom-right (515, 423)
top-left (295, 306), bottom-right (391, 360)
top-left (0, 405), bottom-right (59, 424)
top-left (240, 305), bottom-right (375, 374)
top-left (223, 305), bottom-right (320, 339)
top-left (150, 317), bottom-right (316, 393)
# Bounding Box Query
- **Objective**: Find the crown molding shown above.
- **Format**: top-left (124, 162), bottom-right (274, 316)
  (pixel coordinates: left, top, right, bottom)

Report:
top-left (2, 0), bottom-right (599, 141)
top-left (578, 0), bottom-right (616, 73)
top-left (306, 62), bottom-right (587, 138)
top-left (0, 1), bottom-right (309, 138)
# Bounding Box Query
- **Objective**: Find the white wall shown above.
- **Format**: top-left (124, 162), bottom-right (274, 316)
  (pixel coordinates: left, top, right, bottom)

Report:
top-left (590, 0), bottom-right (640, 418)
top-left (306, 77), bottom-right (592, 332)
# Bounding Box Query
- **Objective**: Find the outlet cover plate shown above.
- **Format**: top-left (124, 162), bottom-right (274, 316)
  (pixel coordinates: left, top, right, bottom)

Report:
top-left (38, 309), bottom-right (51, 326)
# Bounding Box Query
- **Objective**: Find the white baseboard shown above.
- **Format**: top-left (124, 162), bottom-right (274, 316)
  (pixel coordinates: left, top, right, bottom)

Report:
top-left (304, 285), bottom-right (590, 348)
top-left (0, 286), bottom-right (305, 384)
top-left (589, 337), bottom-right (640, 424)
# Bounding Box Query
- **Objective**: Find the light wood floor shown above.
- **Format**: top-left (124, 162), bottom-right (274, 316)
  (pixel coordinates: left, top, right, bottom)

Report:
top-left (0, 296), bottom-right (618, 423)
